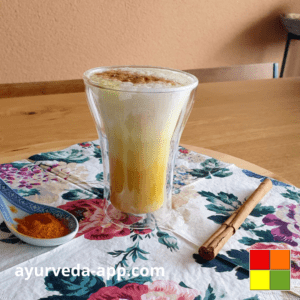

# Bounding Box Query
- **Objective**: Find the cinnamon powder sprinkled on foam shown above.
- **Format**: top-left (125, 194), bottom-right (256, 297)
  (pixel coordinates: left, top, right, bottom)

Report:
top-left (94, 70), bottom-right (179, 85)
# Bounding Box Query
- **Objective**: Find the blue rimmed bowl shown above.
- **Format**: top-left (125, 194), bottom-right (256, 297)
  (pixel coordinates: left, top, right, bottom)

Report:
top-left (0, 179), bottom-right (78, 247)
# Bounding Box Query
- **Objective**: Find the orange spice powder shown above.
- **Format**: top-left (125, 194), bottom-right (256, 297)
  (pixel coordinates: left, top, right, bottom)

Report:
top-left (14, 213), bottom-right (69, 239)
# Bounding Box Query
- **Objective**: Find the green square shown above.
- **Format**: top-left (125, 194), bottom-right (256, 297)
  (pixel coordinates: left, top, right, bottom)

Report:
top-left (250, 270), bottom-right (270, 290)
top-left (270, 270), bottom-right (290, 290)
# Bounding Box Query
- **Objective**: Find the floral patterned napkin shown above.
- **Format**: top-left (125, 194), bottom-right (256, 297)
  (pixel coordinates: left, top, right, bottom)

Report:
top-left (0, 140), bottom-right (299, 300)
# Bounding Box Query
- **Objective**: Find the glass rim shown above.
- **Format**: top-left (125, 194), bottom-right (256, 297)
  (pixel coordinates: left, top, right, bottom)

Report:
top-left (83, 65), bottom-right (199, 93)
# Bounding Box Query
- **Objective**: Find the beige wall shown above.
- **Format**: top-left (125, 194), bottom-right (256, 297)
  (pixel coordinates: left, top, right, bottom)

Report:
top-left (0, 0), bottom-right (299, 84)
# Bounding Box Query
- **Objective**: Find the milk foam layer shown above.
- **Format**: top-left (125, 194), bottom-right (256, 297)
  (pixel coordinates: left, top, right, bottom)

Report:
top-left (87, 66), bottom-right (197, 92)
top-left (86, 67), bottom-right (196, 214)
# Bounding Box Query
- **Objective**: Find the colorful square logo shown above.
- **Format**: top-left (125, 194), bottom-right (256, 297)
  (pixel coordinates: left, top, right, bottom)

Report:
top-left (250, 250), bottom-right (290, 291)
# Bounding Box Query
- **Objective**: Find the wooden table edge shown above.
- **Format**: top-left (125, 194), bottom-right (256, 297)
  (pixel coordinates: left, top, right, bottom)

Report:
top-left (181, 144), bottom-right (292, 185)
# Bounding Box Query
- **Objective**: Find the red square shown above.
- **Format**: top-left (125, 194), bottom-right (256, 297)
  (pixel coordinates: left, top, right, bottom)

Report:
top-left (250, 250), bottom-right (270, 270)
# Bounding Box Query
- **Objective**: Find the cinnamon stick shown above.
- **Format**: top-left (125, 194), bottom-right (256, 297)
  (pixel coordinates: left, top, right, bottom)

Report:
top-left (198, 178), bottom-right (273, 261)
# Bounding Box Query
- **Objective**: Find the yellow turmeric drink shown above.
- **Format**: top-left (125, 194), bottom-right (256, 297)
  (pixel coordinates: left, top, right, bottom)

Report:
top-left (109, 133), bottom-right (170, 214)
top-left (87, 67), bottom-right (196, 214)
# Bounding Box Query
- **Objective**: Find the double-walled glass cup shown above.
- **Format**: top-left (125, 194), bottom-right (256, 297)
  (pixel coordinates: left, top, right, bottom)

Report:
top-left (83, 66), bottom-right (198, 230)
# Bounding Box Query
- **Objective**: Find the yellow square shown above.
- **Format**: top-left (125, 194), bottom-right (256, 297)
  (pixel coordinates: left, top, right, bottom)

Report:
top-left (250, 270), bottom-right (270, 290)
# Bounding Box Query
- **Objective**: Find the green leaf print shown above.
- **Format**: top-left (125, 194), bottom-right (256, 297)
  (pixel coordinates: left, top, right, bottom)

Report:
top-left (199, 190), bottom-right (241, 220)
top-left (96, 172), bottom-right (104, 181)
top-left (241, 219), bottom-right (257, 231)
top-left (43, 268), bottom-right (105, 297)
top-left (62, 189), bottom-right (95, 201)
top-left (188, 169), bottom-right (212, 179)
top-left (198, 191), bottom-right (219, 203)
top-left (130, 233), bottom-right (143, 242)
top-left (281, 189), bottom-right (300, 203)
top-left (179, 281), bottom-right (191, 289)
top-left (213, 169), bottom-right (233, 178)
top-left (203, 284), bottom-right (216, 300)
top-left (250, 203), bottom-right (275, 217)
top-left (207, 215), bottom-right (228, 224)
top-left (225, 249), bottom-right (249, 270)
top-left (217, 192), bottom-right (239, 205)
top-left (156, 231), bottom-right (179, 251)
top-left (93, 145), bottom-right (102, 163)
top-left (18, 188), bottom-right (40, 197)
top-left (30, 149), bottom-right (89, 164)
top-left (192, 284), bottom-right (217, 300)
top-left (10, 162), bottom-right (31, 169)
top-left (199, 191), bottom-right (241, 207)
top-left (188, 158), bottom-right (233, 179)
top-left (243, 296), bottom-right (260, 300)
top-left (200, 190), bottom-right (276, 232)
top-left (238, 230), bottom-right (277, 246)
top-left (108, 241), bottom-right (150, 269)
top-left (205, 204), bottom-right (233, 215)
top-left (137, 252), bottom-right (147, 260)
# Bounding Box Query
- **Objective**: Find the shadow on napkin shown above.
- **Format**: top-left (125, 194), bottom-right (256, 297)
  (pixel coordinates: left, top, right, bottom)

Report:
top-left (193, 253), bottom-right (249, 280)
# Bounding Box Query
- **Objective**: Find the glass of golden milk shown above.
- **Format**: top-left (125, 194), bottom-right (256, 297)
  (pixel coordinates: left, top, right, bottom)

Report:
top-left (83, 66), bottom-right (198, 229)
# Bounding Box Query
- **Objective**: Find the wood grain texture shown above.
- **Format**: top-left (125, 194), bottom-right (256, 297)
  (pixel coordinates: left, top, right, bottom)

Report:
top-left (0, 79), bottom-right (84, 98)
top-left (0, 78), bottom-right (299, 187)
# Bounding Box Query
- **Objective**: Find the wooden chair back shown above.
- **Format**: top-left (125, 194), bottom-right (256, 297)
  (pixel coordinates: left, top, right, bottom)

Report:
top-left (185, 63), bottom-right (278, 83)
top-left (0, 63), bottom-right (279, 98)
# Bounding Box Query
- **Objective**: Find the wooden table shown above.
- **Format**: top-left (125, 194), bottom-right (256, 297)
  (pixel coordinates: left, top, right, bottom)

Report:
top-left (1, 77), bottom-right (299, 187)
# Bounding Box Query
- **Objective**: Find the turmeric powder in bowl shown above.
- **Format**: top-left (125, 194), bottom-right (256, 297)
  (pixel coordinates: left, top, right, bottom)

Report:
top-left (14, 212), bottom-right (69, 239)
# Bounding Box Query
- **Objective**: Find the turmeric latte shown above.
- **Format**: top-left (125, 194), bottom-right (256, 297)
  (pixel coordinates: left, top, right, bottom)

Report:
top-left (87, 67), bottom-right (196, 214)
top-left (15, 213), bottom-right (69, 239)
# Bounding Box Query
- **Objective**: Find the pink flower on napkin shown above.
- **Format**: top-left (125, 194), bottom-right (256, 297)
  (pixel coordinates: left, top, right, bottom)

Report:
top-left (291, 250), bottom-right (300, 279)
top-left (247, 243), bottom-right (289, 251)
top-left (88, 280), bottom-right (200, 300)
top-left (88, 283), bottom-right (149, 300)
top-left (141, 280), bottom-right (200, 300)
top-left (179, 148), bottom-right (189, 154)
top-left (59, 199), bottom-right (107, 234)
top-left (133, 228), bottom-right (152, 235)
top-left (79, 142), bottom-right (93, 148)
top-left (262, 204), bottom-right (300, 246)
top-left (0, 164), bottom-right (46, 188)
top-left (58, 199), bottom-right (149, 240)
